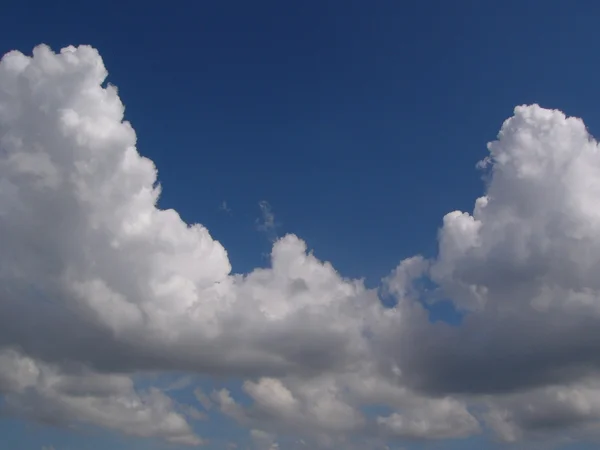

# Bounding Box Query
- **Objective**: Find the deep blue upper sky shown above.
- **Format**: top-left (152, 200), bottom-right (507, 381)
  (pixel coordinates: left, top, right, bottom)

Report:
top-left (3, 1), bottom-right (600, 448)
top-left (6, 0), bottom-right (600, 284)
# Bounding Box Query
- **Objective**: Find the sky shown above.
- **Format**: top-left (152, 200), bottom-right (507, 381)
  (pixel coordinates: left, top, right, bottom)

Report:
top-left (3, 1), bottom-right (600, 449)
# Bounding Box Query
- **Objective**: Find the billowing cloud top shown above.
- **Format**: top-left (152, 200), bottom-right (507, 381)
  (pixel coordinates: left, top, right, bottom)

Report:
top-left (2, 44), bottom-right (600, 448)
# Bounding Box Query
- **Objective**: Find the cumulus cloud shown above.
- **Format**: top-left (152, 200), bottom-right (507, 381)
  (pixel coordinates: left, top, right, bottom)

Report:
top-left (0, 43), bottom-right (396, 447)
top-left (211, 362), bottom-right (479, 447)
top-left (483, 379), bottom-right (600, 442)
top-left (0, 349), bottom-right (200, 445)
top-left (384, 106), bottom-right (600, 403)
top-left (376, 398), bottom-right (479, 440)
top-left (4, 43), bottom-right (600, 448)
top-left (250, 429), bottom-right (279, 450)
top-left (0, 44), bottom-right (374, 381)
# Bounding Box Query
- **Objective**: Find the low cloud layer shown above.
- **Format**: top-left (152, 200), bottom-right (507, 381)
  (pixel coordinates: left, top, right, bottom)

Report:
top-left (0, 348), bottom-right (201, 445)
top-left (2, 44), bottom-right (600, 447)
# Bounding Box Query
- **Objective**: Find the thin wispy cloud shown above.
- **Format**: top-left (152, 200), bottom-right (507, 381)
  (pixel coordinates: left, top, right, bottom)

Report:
top-left (256, 200), bottom-right (279, 240)
top-left (164, 375), bottom-right (193, 392)
top-left (219, 200), bottom-right (232, 214)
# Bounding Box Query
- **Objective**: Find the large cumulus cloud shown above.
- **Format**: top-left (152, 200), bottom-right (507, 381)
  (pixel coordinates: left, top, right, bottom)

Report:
top-left (390, 105), bottom-right (600, 396)
top-left (0, 44), bottom-right (426, 447)
top-left (3, 44), bottom-right (600, 447)
top-left (381, 104), bottom-right (600, 442)
top-left (0, 44), bottom-right (376, 379)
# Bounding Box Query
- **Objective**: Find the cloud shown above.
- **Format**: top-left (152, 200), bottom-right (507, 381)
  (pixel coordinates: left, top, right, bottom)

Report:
top-left (383, 106), bottom-right (600, 402)
top-left (376, 398), bottom-right (479, 440)
top-left (220, 201), bottom-right (232, 214)
top-left (0, 43), bottom-right (391, 446)
top-left (256, 200), bottom-right (278, 239)
top-left (0, 348), bottom-right (201, 445)
top-left (194, 387), bottom-right (213, 410)
top-left (0, 44), bottom-right (372, 381)
top-left (250, 429), bottom-right (279, 450)
top-left (482, 378), bottom-right (600, 442)
top-left (4, 44), bottom-right (600, 448)
top-left (211, 364), bottom-right (478, 447)
top-left (164, 375), bottom-right (194, 392)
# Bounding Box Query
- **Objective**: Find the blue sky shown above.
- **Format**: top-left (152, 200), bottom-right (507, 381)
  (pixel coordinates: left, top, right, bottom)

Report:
top-left (4, 1), bottom-right (600, 449)
top-left (5, 0), bottom-right (599, 281)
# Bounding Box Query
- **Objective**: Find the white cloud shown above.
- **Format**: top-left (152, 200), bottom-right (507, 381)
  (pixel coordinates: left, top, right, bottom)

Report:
top-left (0, 44), bottom-right (373, 382)
top-left (0, 348), bottom-right (200, 445)
top-left (211, 364), bottom-right (479, 447)
top-left (483, 379), bottom-right (600, 442)
top-left (250, 429), bottom-right (279, 450)
top-left (376, 397), bottom-right (479, 440)
top-left (381, 104), bottom-right (600, 441)
top-left (5, 44), bottom-right (600, 448)
top-left (241, 376), bottom-right (365, 433)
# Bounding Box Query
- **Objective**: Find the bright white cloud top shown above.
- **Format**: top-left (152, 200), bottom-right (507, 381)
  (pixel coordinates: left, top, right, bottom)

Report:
top-left (2, 44), bottom-right (600, 448)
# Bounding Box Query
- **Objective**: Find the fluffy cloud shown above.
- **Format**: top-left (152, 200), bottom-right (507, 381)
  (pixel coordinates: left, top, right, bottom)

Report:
top-left (4, 43), bottom-right (600, 448)
top-left (0, 43), bottom-right (404, 447)
top-left (210, 359), bottom-right (479, 447)
top-left (250, 429), bottom-right (279, 450)
top-left (483, 379), bottom-right (600, 442)
top-left (376, 398), bottom-right (478, 440)
top-left (0, 44), bottom-right (375, 380)
top-left (0, 349), bottom-right (200, 445)
top-left (386, 106), bottom-right (600, 402)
